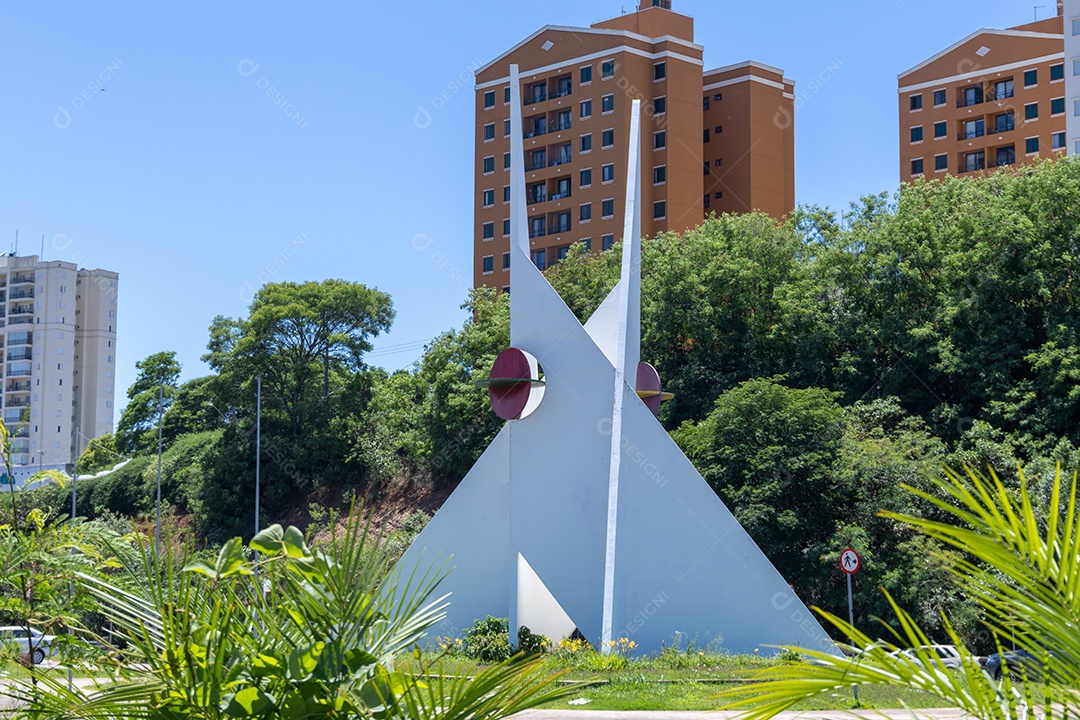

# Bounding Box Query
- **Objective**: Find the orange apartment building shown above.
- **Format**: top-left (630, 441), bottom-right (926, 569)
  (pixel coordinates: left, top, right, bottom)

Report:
top-left (473, 0), bottom-right (795, 289)
top-left (899, 3), bottom-right (1075, 182)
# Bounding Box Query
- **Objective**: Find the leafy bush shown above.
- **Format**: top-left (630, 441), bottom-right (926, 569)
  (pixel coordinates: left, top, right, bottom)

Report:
top-left (464, 616), bottom-right (512, 662)
top-left (516, 625), bottom-right (549, 656)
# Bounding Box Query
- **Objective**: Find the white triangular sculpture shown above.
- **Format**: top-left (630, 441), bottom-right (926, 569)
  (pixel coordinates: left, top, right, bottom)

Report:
top-left (395, 66), bottom-right (838, 656)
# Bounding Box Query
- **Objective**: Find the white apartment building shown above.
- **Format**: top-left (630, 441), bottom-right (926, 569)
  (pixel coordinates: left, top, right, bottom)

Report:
top-left (0, 255), bottom-right (118, 482)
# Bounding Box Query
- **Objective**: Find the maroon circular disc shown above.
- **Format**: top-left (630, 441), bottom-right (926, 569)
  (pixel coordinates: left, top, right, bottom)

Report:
top-left (489, 348), bottom-right (533, 420)
top-left (636, 361), bottom-right (662, 418)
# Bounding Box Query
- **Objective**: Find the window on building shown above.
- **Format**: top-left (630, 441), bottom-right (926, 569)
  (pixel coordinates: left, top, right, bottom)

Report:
top-left (503, 219), bottom-right (511, 235)
top-left (703, 161), bottom-right (710, 175)
top-left (653, 166), bottom-right (666, 184)
top-left (482, 222), bottom-right (494, 239)
top-left (1073, 58), bottom-right (1080, 76)
top-left (715, 158), bottom-right (723, 166)
top-left (484, 123), bottom-right (495, 140)
top-left (911, 158), bottom-right (924, 175)
top-left (503, 185), bottom-right (511, 202)
top-left (1073, 17), bottom-right (1080, 35)
top-left (714, 125), bottom-right (722, 134)
top-left (713, 93), bottom-right (723, 101)
top-left (993, 78), bottom-right (1014, 99)
top-left (601, 234), bottom-right (614, 251)
top-left (531, 250), bottom-right (546, 270)
top-left (580, 203), bottom-right (592, 221)
top-left (483, 156), bottom-right (494, 173)
top-left (503, 152), bottom-right (511, 169)
top-left (483, 189), bottom-right (494, 206)
top-left (1051, 63), bottom-right (1065, 81)
top-left (1074, 99), bottom-right (1080, 116)
top-left (1024, 69), bottom-right (1038, 86)
top-left (601, 59), bottom-right (615, 78)
top-left (601, 129), bottom-right (614, 147)
top-left (503, 252), bottom-right (511, 270)
top-left (653, 61), bottom-right (666, 80)
top-left (935, 154), bottom-right (948, 171)
top-left (703, 96), bottom-right (710, 111)
top-left (580, 66), bottom-right (592, 83)
top-left (482, 256), bottom-right (494, 274)
top-left (504, 87), bottom-right (510, 103)
top-left (934, 120), bottom-right (947, 138)
top-left (1053, 131), bottom-right (1066, 149)
top-left (703, 194), bottom-right (710, 209)
top-left (653, 96), bottom-right (666, 114)
top-left (961, 86), bottom-right (983, 107)
top-left (1052, 97), bottom-right (1066, 115)
top-left (601, 199), bottom-right (614, 218)
top-left (602, 164), bottom-right (615, 182)
top-left (484, 91), bottom-right (495, 108)
top-left (580, 168), bottom-right (592, 186)
top-left (1025, 102), bottom-right (1039, 120)
top-left (910, 94), bottom-right (922, 110)
top-left (910, 126), bottom-right (923, 142)
top-left (580, 238), bottom-right (591, 252)
top-left (714, 191), bottom-right (723, 199)
top-left (654, 131), bottom-right (666, 149)
top-left (601, 94), bottom-right (614, 113)
top-left (555, 245), bottom-right (570, 261)
top-left (933, 89), bottom-right (947, 106)
top-left (995, 112), bottom-right (1015, 132)
top-left (580, 134), bottom-right (592, 152)
top-left (581, 99), bottom-right (592, 118)
top-left (704, 128), bottom-right (711, 142)
top-left (653, 200), bottom-right (666, 219)
top-left (1026, 136), bottom-right (1040, 153)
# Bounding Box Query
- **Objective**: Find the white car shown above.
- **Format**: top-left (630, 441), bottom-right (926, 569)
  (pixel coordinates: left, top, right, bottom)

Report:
top-left (889, 644), bottom-right (963, 669)
top-left (0, 625), bottom-right (56, 664)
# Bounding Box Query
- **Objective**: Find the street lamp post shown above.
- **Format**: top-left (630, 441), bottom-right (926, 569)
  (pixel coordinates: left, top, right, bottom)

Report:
top-left (155, 383), bottom-right (164, 556)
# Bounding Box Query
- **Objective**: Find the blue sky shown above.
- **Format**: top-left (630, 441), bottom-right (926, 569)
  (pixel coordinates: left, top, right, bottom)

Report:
top-left (0, 1), bottom-right (1044, 418)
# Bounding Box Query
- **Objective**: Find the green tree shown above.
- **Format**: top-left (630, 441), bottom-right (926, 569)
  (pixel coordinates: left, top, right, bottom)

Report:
top-left (115, 352), bottom-right (180, 455)
top-left (204, 279), bottom-right (394, 436)
top-left (76, 433), bottom-right (120, 475)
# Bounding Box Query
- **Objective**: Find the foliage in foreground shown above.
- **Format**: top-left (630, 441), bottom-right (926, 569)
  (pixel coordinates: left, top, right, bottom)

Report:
top-left (721, 465), bottom-right (1080, 720)
top-left (8, 511), bottom-right (571, 719)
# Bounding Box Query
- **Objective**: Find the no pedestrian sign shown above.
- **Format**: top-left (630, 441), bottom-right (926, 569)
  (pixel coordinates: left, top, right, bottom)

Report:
top-left (840, 548), bottom-right (860, 575)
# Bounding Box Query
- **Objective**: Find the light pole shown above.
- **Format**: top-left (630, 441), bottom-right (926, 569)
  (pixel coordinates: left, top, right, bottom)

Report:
top-left (255, 376), bottom-right (261, 540)
top-left (154, 383), bottom-right (164, 556)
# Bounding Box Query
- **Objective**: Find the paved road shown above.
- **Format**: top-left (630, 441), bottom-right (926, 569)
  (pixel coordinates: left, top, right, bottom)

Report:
top-left (514, 710), bottom-right (970, 720)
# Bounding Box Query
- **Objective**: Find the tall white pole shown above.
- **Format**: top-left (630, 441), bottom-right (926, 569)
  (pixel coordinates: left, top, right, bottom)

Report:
top-left (847, 572), bottom-right (858, 702)
top-left (154, 383), bottom-right (163, 555)
top-left (255, 376), bottom-right (261, 542)
top-left (601, 99), bottom-right (643, 652)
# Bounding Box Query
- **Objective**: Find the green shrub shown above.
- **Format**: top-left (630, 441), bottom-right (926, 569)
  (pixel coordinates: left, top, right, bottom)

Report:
top-left (516, 625), bottom-right (549, 656)
top-left (463, 616), bottom-right (512, 662)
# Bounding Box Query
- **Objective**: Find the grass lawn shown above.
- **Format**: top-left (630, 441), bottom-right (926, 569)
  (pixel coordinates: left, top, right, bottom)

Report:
top-left (421, 650), bottom-right (952, 712)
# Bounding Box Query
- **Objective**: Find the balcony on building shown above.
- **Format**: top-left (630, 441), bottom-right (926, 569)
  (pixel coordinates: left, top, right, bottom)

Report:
top-left (8, 288), bottom-right (34, 300)
top-left (526, 115), bottom-right (547, 138)
top-left (549, 177), bottom-right (572, 200)
top-left (4, 396), bottom-right (30, 408)
top-left (550, 109), bottom-right (572, 132)
top-left (9, 273), bottom-right (34, 285)
top-left (994, 112), bottom-right (1015, 133)
top-left (529, 217), bottom-right (547, 239)
top-left (3, 409), bottom-right (24, 424)
top-left (548, 211), bottom-right (571, 235)
top-left (8, 332), bottom-right (32, 346)
top-left (6, 348), bottom-right (31, 362)
top-left (6, 361), bottom-right (31, 378)
top-left (550, 74), bottom-right (573, 99)
top-left (959, 150), bottom-right (986, 174)
top-left (526, 150), bottom-right (547, 171)
top-left (548, 142), bottom-right (572, 167)
top-left (8, 303), bottom-right (32, 317)
top-left (525, 81), bottom-right (547, 106)
top-left (986, 79), bottom-right (1014, 102)
top-left (528, 182), bottom-right (547, 205)
top-left (958, 118), bottom-right (985, 141)
top-left (958, 86), bottom-right (984, 108)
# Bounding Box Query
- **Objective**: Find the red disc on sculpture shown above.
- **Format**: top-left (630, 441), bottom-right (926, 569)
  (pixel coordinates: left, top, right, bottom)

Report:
top-left (488, 348), bottom-right (533, 420)
top-left (636, 362), bottom-right (663, 418)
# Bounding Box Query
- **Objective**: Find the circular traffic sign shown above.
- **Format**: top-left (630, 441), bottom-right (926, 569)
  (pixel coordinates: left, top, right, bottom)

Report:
top-left (840, 548), bottom-right (861, 575)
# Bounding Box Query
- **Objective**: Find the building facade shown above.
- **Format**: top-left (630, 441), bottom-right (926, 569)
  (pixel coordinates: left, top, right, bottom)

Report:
top-left (0, 255), bottom-right (118, 481)
top-left (473, 1), bottom-right (795, 289)
top-left (899, 1), bottom-right (1080, 182)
